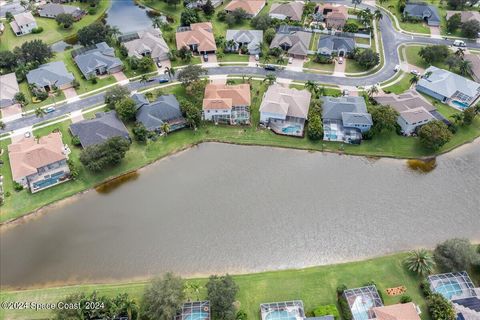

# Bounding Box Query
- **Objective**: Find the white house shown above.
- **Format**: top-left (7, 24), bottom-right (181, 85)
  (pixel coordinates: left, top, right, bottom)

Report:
top-left (10, 12), bottom-right (37, 36)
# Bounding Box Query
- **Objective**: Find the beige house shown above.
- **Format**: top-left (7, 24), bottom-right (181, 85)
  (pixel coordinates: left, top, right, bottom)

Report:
top-left (123, 28), bottom-right (170, 62)
top-left (269, 2), bottom-right (304, 21)
top-left (202, 83), bottom-right (251, 124)
top-left (10, 11), bottom-right (37, 36)
top-left (225, 0), bottom-right (266, 17)
top-left (176, 22), bottom-right (217, 54)
top-left (0, 73), bottom-right (20, 108)
top-left (316, 3), bottom-right (348, 29)
top-left (373, 303), bottom-right (421, 320)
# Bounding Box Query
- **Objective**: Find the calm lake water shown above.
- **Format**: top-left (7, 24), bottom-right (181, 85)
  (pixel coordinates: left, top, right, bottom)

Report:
top-left (106, 0), bottom-right (153, 33)
top-left (1, 143), bottom-right (479, 288)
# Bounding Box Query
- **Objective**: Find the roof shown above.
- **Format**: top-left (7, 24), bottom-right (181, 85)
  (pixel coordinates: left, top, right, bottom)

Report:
top-left (12, 11), bottom-right (35, 26)
top-left (404, 3), bottom-right (440, 23)
top-left (133, 93), bottom-right (185, 130)
top-left (260, 84), bottom-right (311, 119)
top-left (69, 111), bottom-right (130, 148)
top-left (270, 31), bottom-right (312, 56)
top-left (417, 66), bottom-right (480, 100)
top-left (316, 4), bottom-right (348, 20)
top-left (224, 0), bottom-right (265, 15)
top-left (203, 83), bottom-right (251, 110)
top-left (8, 132), bottom-right (66, 181)
top-left (269, 2), bottom-right (304, 21)
top-left (322, 96), bottom-right (372, 125)
top-left (176, 22), bottom-right (217, 52)
top-left (124, 28), bottom-right (170, 61)
top-left (26, 61), bottom-right (75, 88)
top-left (318, 35), bottom-right (355, 54)
top-left (446, 10), bottom-right (480, 23)
top-left (73, 42), bottom-right (123, 77)
top-left (0, 72), bottom-right (19, 107)
top-left (465, 54), bottom-right (480, 81)
top-left (373, 303), bottom-right (421, 320)
top-left (397, 107), bottom-right (435, 124)
top-left (38, 3), bottom-right (84, 17)
top-left (226, 29), bottom-right (263, 54)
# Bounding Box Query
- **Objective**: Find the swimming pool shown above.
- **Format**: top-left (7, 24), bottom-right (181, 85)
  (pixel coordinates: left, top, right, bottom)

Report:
top-left (434, 281), bottom-right (463, 300)
top-left (351, 296), bottom-right (374, 320)
top-left (452, 100), bottom-right (469, 109)
top-left (265, 310), bottom-right (298, 320)
top-left (184, 311), bottom-right (209, 320)
top-left (282, 125), bottom-right (301, 134)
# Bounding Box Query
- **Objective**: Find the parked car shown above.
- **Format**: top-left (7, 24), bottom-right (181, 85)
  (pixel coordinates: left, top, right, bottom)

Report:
top-left (343, 89), bottom-right (350, 96)
top-left (410, 69), bottom-right (420, 76)
top-left (288, 57), bottom-right (293, 64)
top-left (453, 40), bottom-right (466, 47)
top-left (203, 54), bottom-right (208, 62)
top-left (156, 61), bottom-right (162, 68)
top-left (45, 106), bottom-right (55, 113)
top-left (24, 131), bottom-right (31, 138)
top-left (158, 76), bottom-right (170, 83)
top-left (255, 54), bottom-right (260, 61)
top-left (264, 64), bottom-right (276, 71)
top-left (394, 64), bottom-right (400, 72)
top-left (338, 57), bottom-right (344, 64)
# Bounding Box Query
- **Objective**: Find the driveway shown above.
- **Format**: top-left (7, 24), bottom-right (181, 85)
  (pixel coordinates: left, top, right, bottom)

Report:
top-left (0, 104), bottom-right (22, 120)
top-left (157, 59), bottom-right (171, 75)
top-left (430, 26), bottom-right (441, 38)
top-left (62, 87), bottom-right (79, 102)
top-left (202, 54), bottom-right (218, 67)
top-left (248, 55), bottom-right (258, 67)
top-left (70, 110), bottom-right (84, 123)
top-left (112, 71), bottom-right (129, 84)
top-left (286, 57), bottom-right (304, 72)
top-left (333, 59), bottom-right (346, 77)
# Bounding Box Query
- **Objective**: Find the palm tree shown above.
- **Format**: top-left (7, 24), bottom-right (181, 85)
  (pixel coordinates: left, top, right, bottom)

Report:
top-left (409, 74), bottom-right (419, 86)
top-left (450, 113), bottom-right (464, 125)
top-left (305, 80), bottom-right (318, 93)
top-left (164, 66), bottom-right (175, 78)
top-left (184, 281), bottom-right (202, 301)
top-left (455, 48), bottom-right (465, 58)
top-left (352, 0), bottom-right (362, 12)
top-left (152, 16), bottom-right (164, 29)
top-left (459, 60), bottom-right (472, 76)
top-left (374, 9), bottom-right (383, 21)
top-left (263, 73), bottom-right (276, 85)
top-left (263, 55), bottom-right (271, 64)
top-left (161, 122), bottom-right (171, 136)
top-left (403, 249), bottom-right (435, 275)
top-left (226, 39), bottom-right (237, 52)
top-left (35, 107), bottom-right (46, 118)
top-left (367, 85), bottom-right (379, 98)
top-left (0, 121), bottom-right (5, 130)
top-left (318, 85), bottom-right (326, 96)
top-left (140, 74), bottom-right (149, 83)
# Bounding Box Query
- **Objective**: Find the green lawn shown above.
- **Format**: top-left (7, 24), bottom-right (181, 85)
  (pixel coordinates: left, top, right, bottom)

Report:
top-left (383, 72), bottom-right (412, 94)
top-left (18, 82), bottom-right (66, 111)
top-left (218, 53), bottom-right (250, 63)
top-left (355, 37), bottom-right (370, 46)
top-left (0, 252), bottom-right (441, 320)
top-left (171, 56), bottom-right (202, 67)
top-left (0, 0), bottom-right (110, 51)
top-left (345, 58), bottom-right (367, 73)
top-left (380, 0), bottom-right (431, 34)
top-left (303, 59), bottom-right (335, 73)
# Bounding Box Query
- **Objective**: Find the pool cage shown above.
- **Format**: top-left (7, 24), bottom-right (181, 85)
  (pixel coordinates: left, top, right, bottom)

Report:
top-left (175, 301), bottom-right (210, 320)
top-left (260, 301), bottom-right (305, 320)
top-left (343, 285), bottom-right (384, 320)
top-left (428, 271), bottom-right (477, 301)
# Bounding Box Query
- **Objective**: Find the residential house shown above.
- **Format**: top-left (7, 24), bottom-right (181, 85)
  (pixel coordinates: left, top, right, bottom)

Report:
top-left (26, 61), bottom-right (75, 91)
top-left (224, 0), bottom-right (266, 17)
top-left (0, 73), bottom-right (20, 108)
top-left (10, 11), bottom-right (37, 36)
top-left (122, 28), bottom-right (170, 63)
top-left (69, 111), bottom-right (130, 148)
top-left (259, 84), bottom-right (311, 136)
top-left (317, 35), bottom-right (355, 57)
top-left (372, 303), bottom-right (421, 320)
top-left (270, 28), bottom-right (312, 58)
top-left (73, 42), bottom-right (123, 79)
top-left (465, 54), bottom-right (480, 82)
top-left (269, 2), bottom-right (304, 21)
top-left (202, 83), bottom-right (251, 124)
top-left (225, 29), bottom-right (263, 55)
top-left (38, 3), bottom-right (85, 20)
top-left (8, 132), bottom-right (70, 193)
top-left (446, 10), bottom-right (480, 24)
top-left (132, 93), bottom-right (187, 133)
top-left (315, 3), bottom-right (348, 29)
top-left (416, 66), bottom-right (480, 109)
top-left (176, 22), bottom-right (217, 54)
top-left (374, 90), bottom-right (438, 135)
top-left (404, 3), bottom-right (441, 26)
top-left (186, 0), bottom-right (223, 9)
top-left (321, 96), bottom-right (372, 143)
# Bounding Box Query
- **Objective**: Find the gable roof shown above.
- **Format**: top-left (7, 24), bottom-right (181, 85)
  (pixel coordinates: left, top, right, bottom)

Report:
top-left (464, 54), bottom-right (480, 82)
top-left (318, 35), bottom-right (355, 54)
top-left (203, 83), bottom-right (251, 110)
top-left (225, 29), bottom-right (263, 54)
top-left (322, 96), bottom-right (372, 125)
top-left (38, 3), bottom-right (84, 18)
top-left (224, 0), bottom-right (266, 15)
top-left (0, 72), bottom-right (19, 107)
top-left (373, 303), bottom-right (421, 320)
top-left (69, 110), bottom-right (130, 148)
top-left (176, 22), bottom-right (217, 52)
top-left (8, 132), bottom-right (66, 181)
top-left (124, 28), bottom-right (170, 61)
top-left (133, 93), bottom-right (185, 130)
top-left (404, 3), bottom-right (440, 23)
top-left (269, 2), bottom-right (304, 21)
top-left (26, 61), bottom-right (75, 88)
top-left (446, 10), bottom-right (480, 23)
top-left (270, 30), bottom-right (312, 56)
top-left (417, 66), bottom-right (480, 99)
top-left (260, 84), bottom-right (311, 119)
top-left (12, 11), bottom-right (35, 26)
top-left (316, 4), bottom-right (348, 20)
top-left (73, 42), bottom-right (123, 77)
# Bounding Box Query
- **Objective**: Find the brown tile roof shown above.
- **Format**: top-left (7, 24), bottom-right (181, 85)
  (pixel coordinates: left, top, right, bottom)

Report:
top-left (8, 132), bottom-right (66, 181)
top-left (373, 303), bottom-right (421, 320)
top-left (225, 0), bottom-right (266, 15)
top-left (203, 83), bottom-right (251, 110)
top-left (269, 2), bottom-right (304, 21)
top-left (317, 3), bottom-right (348, 20)
top-left (175, 22), bottom-right (217, 52)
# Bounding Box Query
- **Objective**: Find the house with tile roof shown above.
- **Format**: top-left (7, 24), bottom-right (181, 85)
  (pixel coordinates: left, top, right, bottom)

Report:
top-left (259, 84), bottom-right (311, 136)
top-left (26, 61), bottom-right (75, 91)
top-left (176, 22), bottom-right (217, 54)
top-left (133, 93), bottom-right (186, 133)
top-left (270, 29), bottom-right (312, 58)
top-left (69, 111), bottom-right (130, 148)
top-left (404, 3), bottom-right (441, 26)
top-left (416, 66), bottom-right (480, 109)
top-left (372, 302), bottom-right (421, 320)
top-left (224, 0), bottom-right (266, 17)
top-left (269, 2), bottom-right (304, 21)
top-left (0, 73), bottom-right (19, 108)
top-left (73, 42), bottom-right (123, 79)
top-left (202, 83), bottom-right (251, 124)
top-left (317, 35), bottom-right (355, 57)
top-left (8, 132), bottom-right (70, 193)
top-left (322, 96), bottom-right (372, 143)
top-left (225, 29), bottom-right (263, 55)
top-left (10, 11), bottom-right (37, 36)
top-left (38, 3), bottom-right (85, 20)
top-left (122, 28), bottom-right (170, 63)
top-left (316, 3), bottom-right (348, 29)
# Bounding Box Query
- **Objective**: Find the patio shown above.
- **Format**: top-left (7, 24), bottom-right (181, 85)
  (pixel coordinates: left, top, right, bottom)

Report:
top-left (323, 119), bottom-right (362, 144)
top-left (343, 285), bottom-right (384, 320)
top-left (260, 301), bottom-right (305, 320)
top-left (268, 118), bottom-right (305, 137)
top-left (428, 272), bottom-right (478, 301)
top-left (175, 301), bottom-right (210, 320)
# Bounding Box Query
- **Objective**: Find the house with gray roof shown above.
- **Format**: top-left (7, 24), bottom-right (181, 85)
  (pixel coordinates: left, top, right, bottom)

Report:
top-left (26, 61), bottom-right (75, 91)
top-left (73, 42), bottom-right (123, 79)
top-left (133, 93), bottom-right (186, 133)
top-left (270, 29), bottom-right (312, 58)
top-left (322, 96), bottom-right (372, 143)
top-left (465, 54), bottom-right (480, 83)
top-left (10, 11), bottom-right (37, 36)
top-left (0, 73), bottom-right (19, 108)
top-left (416, 66), bottom-right (480, 109)
top-left (317, 35), bottom-right (355, 57)
top-left (404, 3), bottom-right (441, 26)
top-left (225, 29), bottom-right (263, 55)
top-left (38, 3), bottom-right (85, 20)
top-left (269, 2), bottom-right (304, 21)
top-left (122, 28), bottom-right (170, 62)
top-left (69, 111), bottom-right (130, 148)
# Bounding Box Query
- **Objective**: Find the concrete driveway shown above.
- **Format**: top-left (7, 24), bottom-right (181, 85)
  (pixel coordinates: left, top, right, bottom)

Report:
top-left (202, 54), bottom-right (218, 67)
top-left (112, 71), bottom-right (129, 84)
top-left (430, 26), bottom-right (441, 38)
top-left (0, 104), bottom-right (22, 120)
top-left (286, 57), bottom-right (304, 72)
top-left (62, 87), bottom-right (79, 102)
top-left (333, 59), bottom-right (346, 77)
top-left (157, 59), bottom-right (171, 75)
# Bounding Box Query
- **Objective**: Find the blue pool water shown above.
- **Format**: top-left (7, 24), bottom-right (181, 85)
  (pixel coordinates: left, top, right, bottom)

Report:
top-left (32, 171), bottom-right (64, 189)
top-left (326, 133), bottom-right (337, 140)
top-left (452, 100), bottom-right (469, 109)
top-left (350, 297), bottom-right (374, 320)
top-left (184, 312), bottom-right (209, 320)
top-left (434, 281), bottom-right (463, 300)
top-left (265, 310), bottom-right (298, 320)
top-left (282, 126), bottom-right (301, 134)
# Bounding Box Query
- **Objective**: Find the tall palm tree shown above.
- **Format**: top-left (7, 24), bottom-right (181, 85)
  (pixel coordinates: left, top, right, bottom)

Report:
top-left (152, 16), bottom-right (163, 29)
top-left (140, 74), bottom-right (149, 83)
top-left (455, 48), bottom-right (465, 58)
top-left (164, 66), bottom-right (175, 78)
top-left (226, 39), bottom-right (237, 52)
top-left (409, 74), bottom-right (419, 86)
top-left (404, 249), bottom-right (435, 275)
top-left (450, 113), bottom-right (464, 125)
top-left (305, 80), bottom-right (318, 94)
top-left (0, 121), bottom-right (5, 130)
top-left (367, 85), bottom-right (379, 98)
top-left (161, 122), bottom-right (171, 136)
top-left (459, 60), bottom-right (472, 76)
top-left (263, 73), bottom-right (276, 85)
top-left (374, 9), bottom-right (383, 21)
top-left (263, 55), bottom-right (271, 64)
top-left (35, 107), bottom-right (46, 118)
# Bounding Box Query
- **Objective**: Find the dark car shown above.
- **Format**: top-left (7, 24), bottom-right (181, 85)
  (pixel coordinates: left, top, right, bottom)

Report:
top-left (158, 76), bottom-right (170, 83)
top-left (264, 65), bottom-right (276, 71)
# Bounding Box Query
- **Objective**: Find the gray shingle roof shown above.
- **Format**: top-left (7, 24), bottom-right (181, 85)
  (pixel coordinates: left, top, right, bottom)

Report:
top-left (69, 110), bottom-right (130, 148)
top-left (225, 29), bottom-right (263, 54)
top-left (317, 35), bottom-right (355, 56)
top-left (270, 30), bottom-right (311, 56)
top-left (73, 42), bottom-right (123, 78)
top-left (26, 61), bottom-right (75, 88)
top-left (133, 93), bottom-right (186, 131)
top-left (404, 3), bottom-right (440, 25)
top-left (38, 3), bottom-right (84, 18)
top-left (322, 96), bottom-right (372, 125)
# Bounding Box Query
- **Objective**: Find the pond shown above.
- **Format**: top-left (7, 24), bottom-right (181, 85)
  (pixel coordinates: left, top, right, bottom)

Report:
top-left (106, 0), bottom-right (154, 34)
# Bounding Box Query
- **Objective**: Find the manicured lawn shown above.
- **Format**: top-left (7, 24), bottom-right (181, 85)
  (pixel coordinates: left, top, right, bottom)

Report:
top-left (380, 0), bottom-right (431, 34)
top-left (0, 252), bottom-right (437, 320)
top-left (18, 82), bottom-right (66, 111)
top-left (0, 0), bottom-right (110, 51)
top-left (171, 56), bottom-right (202, 67)
top-left (383, 72), bottom-right (412, 94)
top-left (218, 53), bottom-right (250, 63)
top-left (345, 58), bottom-right (368, 73)
top-left (303, 59), bottom-right (335, 73)
top-left (355, 37), bottom-right (370, 46)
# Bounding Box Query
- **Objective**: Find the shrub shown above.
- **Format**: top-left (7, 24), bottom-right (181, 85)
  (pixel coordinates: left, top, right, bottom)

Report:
top-left (337, 296), bottom-right (352, 320)
top-left (90, 77), bottom-right (98, 84)
top-left (236, 310), bottom-right (247, 320)
top-left (426, 293), bottom-right (456, 320)
top-left (420, 279), bottom-right (432, 297)
top-left (88, 7), bottom-right (97, 15)
top-left (31, 27), bottom-right (43, 34)
top-left (71, 135), bottom-right (81, 146)
top-left (313, 304), bottom-right (339, 319)
top-left (434, 238), bottom-right (478, 272)
top-left (400, 295), bottom-right (412, 304)
top-left (13, 181), bottom-right (24, 191)
top-left (336, 284), bottom-right (347, 296)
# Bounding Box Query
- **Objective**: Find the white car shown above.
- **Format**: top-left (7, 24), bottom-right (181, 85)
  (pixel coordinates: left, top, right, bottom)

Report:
top-left (453, 40), bottom-right (466, 47)
top-left (288, 57), bottom-right (293, 64)
top-left (255, 54), bottom-right (260, 61)
top-left (338, 57), bottom-right (344, 64)
top-left (24, 132), bottom-right (31, 138)
top-left (394, 64), bottom-right (400, 72)
top-left (410, 69), bottom-right (420, 76)
top-left (343, 89), bottom-right (349, 96)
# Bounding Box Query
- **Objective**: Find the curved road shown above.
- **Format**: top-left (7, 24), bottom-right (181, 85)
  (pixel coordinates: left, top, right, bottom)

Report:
top-left (1, 1), bottom-right (479, 135)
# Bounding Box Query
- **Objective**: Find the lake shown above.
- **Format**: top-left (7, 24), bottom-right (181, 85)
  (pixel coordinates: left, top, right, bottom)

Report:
top-left (106, 0), bottom-right (153, 34)
top-left (1, 142), bottom-right (479, 288)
